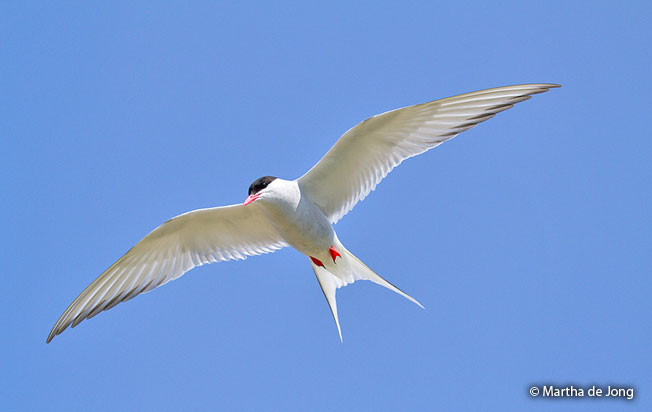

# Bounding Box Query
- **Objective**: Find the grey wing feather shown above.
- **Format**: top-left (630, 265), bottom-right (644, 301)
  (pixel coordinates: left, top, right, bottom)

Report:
top-left (298, 84), bottom-right (560, 223)
top-left (47, 204), bottom-right (287, 343)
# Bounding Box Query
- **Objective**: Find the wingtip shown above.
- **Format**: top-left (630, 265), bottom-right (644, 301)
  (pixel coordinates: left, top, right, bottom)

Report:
top-left (534, 83), bottom-right (561, 88)
top-left (526, 83), bottom-right (561, 88)
top-left (46, 329), bottom-right (57, 344)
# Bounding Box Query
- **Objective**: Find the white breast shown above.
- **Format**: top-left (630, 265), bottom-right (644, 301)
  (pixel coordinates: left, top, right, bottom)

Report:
top-left (255, 179), bottom-right (334, 256)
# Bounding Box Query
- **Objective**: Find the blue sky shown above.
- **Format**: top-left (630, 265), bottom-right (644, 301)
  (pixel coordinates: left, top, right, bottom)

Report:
top-left (2, 2), bottom-right (650, 411)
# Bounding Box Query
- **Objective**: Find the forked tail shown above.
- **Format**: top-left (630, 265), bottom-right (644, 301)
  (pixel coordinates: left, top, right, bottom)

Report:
top-left (310, 246), bottom-right (423, 342)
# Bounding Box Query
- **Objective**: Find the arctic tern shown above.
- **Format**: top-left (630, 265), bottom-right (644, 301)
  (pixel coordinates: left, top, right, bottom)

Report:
top-left (47, 83), bottom-right (560, 343)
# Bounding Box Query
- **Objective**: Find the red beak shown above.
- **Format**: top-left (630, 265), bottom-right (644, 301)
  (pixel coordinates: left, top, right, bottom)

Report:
top-left (244, 194), bottom-right (260, 205)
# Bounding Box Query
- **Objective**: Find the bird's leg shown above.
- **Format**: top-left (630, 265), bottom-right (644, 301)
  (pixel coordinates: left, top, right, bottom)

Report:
top-left (329, 246), bottom-right (341, 263)
top-left (310, 256), bottom-right (324, 267)
top-left (310, 247), bottom-right (340, 267)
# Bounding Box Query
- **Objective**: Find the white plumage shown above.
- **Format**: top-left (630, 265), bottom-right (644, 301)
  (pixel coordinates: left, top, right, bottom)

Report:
top-left (299, 84), bottom-right (557, 223)
top-left (48, 83), bottom-right (559, 343)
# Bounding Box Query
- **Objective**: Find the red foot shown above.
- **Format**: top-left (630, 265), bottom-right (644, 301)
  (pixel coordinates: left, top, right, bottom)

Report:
top-left (310, 256), bottom-right (324, 267)
top-left (329, 246), bottom-right (341, 263)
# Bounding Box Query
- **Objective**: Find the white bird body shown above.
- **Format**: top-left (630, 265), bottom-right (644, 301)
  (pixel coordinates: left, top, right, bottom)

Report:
top-left (47, 83), bottom-right (560, 343)
top-left (255, 179), bottom-right (334, 257)
top-left (245, 178), bottom-right (413, 340)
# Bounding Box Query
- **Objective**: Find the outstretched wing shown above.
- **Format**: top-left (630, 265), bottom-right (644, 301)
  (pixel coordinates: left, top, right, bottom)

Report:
top-left (298, 84), bottom-right (560, 223)
top-left (47, 204), bottom-right (287, 343)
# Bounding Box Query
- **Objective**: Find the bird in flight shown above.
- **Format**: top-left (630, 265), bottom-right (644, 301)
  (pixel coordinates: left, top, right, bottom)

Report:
top-left (47, 83), bottom-right (560, 343)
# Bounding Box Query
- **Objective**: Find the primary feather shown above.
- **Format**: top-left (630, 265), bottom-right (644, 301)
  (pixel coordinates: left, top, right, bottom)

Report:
top-left (48, 83), bottom-right (559, 343)
top-left (299, 84), bottom-right (560, 223)
top-left (47, 205), bottom-right (287, 343)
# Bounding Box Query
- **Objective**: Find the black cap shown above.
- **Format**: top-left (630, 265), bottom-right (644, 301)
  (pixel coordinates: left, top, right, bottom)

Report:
top-left (248, 176), bottom-right (277, 195)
